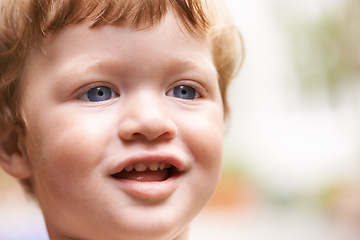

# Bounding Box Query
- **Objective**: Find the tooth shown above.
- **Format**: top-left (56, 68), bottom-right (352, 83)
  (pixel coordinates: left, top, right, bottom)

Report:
top-left (125, 165), bottom-right (134, 172)
top-left (159, 163), bottom-right (165, 170)
top-left (134, 163), bottom-right (147, 172)
top-left (165, 163), bottom-right (171, 169)
top-left (149, 162), bottom-right (159, 171)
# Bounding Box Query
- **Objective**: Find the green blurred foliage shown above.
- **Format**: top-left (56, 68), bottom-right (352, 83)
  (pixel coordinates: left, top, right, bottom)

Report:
top-left (286, 0), bottom-right (360, 99)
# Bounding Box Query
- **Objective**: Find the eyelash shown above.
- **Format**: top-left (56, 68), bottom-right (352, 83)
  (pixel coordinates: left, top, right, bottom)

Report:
top-left (77, 83), bottom-right (119, 102)
top-left (166, 80), bottom-right (205, 99)
top-left (166, 85), bottom-right (200, 100)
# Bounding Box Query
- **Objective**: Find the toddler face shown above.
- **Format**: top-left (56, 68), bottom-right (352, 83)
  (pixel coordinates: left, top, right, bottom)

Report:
top-left (19, 10), bottom-right (224, 240)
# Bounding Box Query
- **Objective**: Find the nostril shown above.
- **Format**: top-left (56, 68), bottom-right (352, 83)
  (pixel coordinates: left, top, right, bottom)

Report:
top-left (125, 130), bottom-right (176, 142)
top-left (117, 107), bottom-right (177, 141)
top-left (157, 131), bottom-right (177, 140)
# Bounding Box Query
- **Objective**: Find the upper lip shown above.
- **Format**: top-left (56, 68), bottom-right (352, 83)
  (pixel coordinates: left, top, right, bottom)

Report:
top-left (110, 152), bottom-right (187, 176)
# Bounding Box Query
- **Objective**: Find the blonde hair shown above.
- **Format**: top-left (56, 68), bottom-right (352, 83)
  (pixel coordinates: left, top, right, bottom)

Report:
top-left (0, 0), bottom-right (243, 192)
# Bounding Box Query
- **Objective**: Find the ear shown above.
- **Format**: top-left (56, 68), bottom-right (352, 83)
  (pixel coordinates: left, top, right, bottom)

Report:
top-left (0, 129), bottom-right (32, 179)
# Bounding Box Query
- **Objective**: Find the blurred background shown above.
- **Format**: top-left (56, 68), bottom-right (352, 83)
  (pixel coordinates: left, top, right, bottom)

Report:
top-left (1, 0), bottom-right (360, 239)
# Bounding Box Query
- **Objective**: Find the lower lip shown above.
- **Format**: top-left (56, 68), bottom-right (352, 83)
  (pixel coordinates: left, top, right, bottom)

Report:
top-left (112, 176), bottom-right (179, 199)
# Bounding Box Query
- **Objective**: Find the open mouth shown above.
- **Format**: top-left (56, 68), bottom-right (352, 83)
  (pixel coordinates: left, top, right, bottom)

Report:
top-left (111, 162), bottom-right (177, 182)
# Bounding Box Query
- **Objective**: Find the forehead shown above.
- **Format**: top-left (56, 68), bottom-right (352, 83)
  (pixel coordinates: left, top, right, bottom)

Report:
top-left (43, 9), bottom-right (205, 52)
top-left (22, 10), bottom-right (215, 86)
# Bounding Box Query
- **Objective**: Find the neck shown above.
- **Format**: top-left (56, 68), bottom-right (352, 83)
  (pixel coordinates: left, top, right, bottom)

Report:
top-left (173, 227), bottom-right (189, 240)
top-left (48, 227), bottom-right (190, 240)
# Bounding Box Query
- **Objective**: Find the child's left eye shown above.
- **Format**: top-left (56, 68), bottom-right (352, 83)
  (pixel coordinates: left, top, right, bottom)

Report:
top-left (166, 85), bottom-right (199, 100)
top-left (78, 86), bottom-right (117, 102)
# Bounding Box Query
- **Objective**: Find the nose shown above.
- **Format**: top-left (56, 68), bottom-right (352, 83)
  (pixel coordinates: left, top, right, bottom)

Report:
top-left (117, 94), bottom-right (177, 142)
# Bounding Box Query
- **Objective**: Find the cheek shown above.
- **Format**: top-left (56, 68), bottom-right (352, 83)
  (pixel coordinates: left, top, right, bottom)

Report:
top-left (24, 110), bottom-right (114, 194)
top-left (183, 106), bottom-right (224, 178)
top-left (177, 107), bottom-right (224, 214)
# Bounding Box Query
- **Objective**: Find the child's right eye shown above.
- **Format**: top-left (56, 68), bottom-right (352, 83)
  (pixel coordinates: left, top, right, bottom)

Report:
top-left (78, 86), bottom-right (118, 102)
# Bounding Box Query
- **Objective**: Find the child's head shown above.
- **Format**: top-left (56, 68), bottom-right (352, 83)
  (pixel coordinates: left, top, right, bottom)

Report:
top-left (0, 0), bottom-right (243, 239)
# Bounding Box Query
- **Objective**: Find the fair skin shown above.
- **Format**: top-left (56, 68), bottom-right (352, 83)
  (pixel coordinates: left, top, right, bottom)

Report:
top-left (5, 10), bottom-right (224, 240)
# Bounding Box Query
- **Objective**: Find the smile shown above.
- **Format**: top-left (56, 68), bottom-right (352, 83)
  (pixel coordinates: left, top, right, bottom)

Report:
top-left (110, 154), bottom-right (186, 199)
top-left (111, 162), bottom-right (176, 182)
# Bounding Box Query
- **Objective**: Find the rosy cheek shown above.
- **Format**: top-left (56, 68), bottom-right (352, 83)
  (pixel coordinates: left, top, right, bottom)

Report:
top-left (50, 128), bottom-right (104, 170)
top-left (184, 109), bottom-right (224, 167)
top-left (27, 114), bottom-right (108, 182)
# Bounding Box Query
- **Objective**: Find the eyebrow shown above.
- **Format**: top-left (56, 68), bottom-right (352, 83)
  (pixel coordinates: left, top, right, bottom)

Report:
top-left (52, 53), bottom-right (217, 85)
top-left (153, 56), bottom-right (218, 79)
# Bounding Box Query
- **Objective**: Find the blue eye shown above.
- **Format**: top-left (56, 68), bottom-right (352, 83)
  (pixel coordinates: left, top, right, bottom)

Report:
top-left (79, 86), bottom-right (115, 102)
top-left (169, 85), bottom-right (198, 100)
